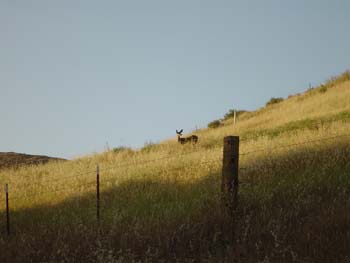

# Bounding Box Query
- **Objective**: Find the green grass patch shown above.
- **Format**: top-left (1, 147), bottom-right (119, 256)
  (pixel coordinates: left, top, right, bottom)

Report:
top-left (242, 110), bottom-right (350, 141)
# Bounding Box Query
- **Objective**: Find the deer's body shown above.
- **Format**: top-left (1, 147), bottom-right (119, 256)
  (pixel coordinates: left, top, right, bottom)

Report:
top-left (176, 129), bottom-right (198, 144)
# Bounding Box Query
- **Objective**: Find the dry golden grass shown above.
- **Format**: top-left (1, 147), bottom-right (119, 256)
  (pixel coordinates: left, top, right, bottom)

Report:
top-left (0, 74), bottom-right (349, 262)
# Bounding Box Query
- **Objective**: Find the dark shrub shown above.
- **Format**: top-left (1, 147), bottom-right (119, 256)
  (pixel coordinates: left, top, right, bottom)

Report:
top-left (113, 146), bottom-right (132, 153)
top-left (266, 97), bottom-right (284, 106)
top-left (208, 120), bottom-right (221, 129)
top-left (319, 85), bottom-right (328, 93)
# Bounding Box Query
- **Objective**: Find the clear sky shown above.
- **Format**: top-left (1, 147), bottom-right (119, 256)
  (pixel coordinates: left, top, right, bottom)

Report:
top-left (1, 0), bottom-right (350, 159)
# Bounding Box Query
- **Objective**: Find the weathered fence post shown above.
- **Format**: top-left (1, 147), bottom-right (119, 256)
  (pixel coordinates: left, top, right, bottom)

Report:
top-left (96, 165), bottom-right (100, 223)
top-left (5, 184), bottom-right (10, 235)
top-left (222, 136), bottom-right (239, 213)
top-left (233, 110), bottom-right (237, 126)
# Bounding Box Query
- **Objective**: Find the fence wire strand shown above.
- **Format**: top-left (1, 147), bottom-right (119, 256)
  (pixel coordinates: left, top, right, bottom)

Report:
top-left (10, 181), bottom-right (96, 202)
top-left (98, 148), bottom-right (207, 173)
top-left (100, 158), bottom-right (222, 186)
top-left (3, 132), bottom-right (350, 206)
top-left (240, 132), bottom-right (350, 156)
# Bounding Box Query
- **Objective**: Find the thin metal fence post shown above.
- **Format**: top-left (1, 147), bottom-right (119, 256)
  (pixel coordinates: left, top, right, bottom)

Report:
top-left (96, 165), bottom-right (100, 223)
top-left (5, 184), bottom-right (10, 235)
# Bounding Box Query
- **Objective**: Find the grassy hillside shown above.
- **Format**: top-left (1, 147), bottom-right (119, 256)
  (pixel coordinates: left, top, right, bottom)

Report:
top-left (0, 152), bottom-right (65, 170)
top-left (0, 72), bottom-right (350, 262)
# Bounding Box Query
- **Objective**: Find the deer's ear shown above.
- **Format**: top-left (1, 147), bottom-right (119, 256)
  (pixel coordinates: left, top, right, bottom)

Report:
top-left (180, 129), bottom-right (183, 133)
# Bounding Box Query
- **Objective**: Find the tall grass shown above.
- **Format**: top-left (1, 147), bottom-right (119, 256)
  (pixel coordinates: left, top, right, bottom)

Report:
top-left (0, 73), bottom-right (350, 262)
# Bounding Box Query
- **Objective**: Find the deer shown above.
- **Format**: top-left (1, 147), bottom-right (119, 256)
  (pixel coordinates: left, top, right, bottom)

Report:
top-left (176, 129), bottom-right (198, 144)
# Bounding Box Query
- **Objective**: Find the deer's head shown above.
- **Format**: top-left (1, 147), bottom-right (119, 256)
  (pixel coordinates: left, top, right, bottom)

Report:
top-left (176, 129), bottom-right (184, 143)
top-left (176, 129), bottom-right (183, 136)
top-left (176, 129), bottom-right (198, 144)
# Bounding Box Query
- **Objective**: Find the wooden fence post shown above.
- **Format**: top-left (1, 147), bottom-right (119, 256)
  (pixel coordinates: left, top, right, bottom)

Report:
top-left (233, 110), bottom-right (237, 126)
top-left (5, 184), bottom-right (10, 235)
top-left (96, 165), bottom-right (100, 223)
top-left (222, 136), bottom-right (239, 213)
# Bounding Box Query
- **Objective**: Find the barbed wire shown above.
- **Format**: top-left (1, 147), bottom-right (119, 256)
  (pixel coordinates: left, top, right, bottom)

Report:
top-left (100, 158), bottom-right (222, 186)
top-left (5, 155), bottom-right (221, 197)
top-left (9, 130), bottom-right (350, 192)
top-left (3, 114), bottom-right (350, 178)
top-left (1, 148), bottom-right (206, 188)
top-left (5, 158), bottom-right (222, 203)
top-left (0, 146), bottom-right (204, 174)
top-left (239, 142), bottom-right (349, 173)
top-left (239, 133), bottom-right (350, 156)
top-left (237, 111), bottom-right (350, 141)
top-left (38, 169), bottom-right (96, 185)
top-left (10, 181), bottom-right (96, 202)
top-left (98, 148), bottom-right (208, 173)
top-left (3, 132), bottom-right (350, 201)
top-left (2, 169), bottom-right (96, 194)
top-left (1, 129), bottom-right (349, 233)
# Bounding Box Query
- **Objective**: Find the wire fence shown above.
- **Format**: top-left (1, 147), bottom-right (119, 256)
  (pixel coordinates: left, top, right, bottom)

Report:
top-left (2, 132), bottom-right (350, 198)
top-left (239, 132), bottom-right (350, 156)
top-left (4, 131), bottom-right (349, 192)
top-left (9, 181), bottom-right (96, 202)
top-left (237, 110), bottom-right (350, 143)
top-left (1, 132), bottom-right (350, 235)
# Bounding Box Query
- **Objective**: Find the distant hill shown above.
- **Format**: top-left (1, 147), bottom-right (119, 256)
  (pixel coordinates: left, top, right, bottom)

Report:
top-left (0, 152), bottom-right (66, 170)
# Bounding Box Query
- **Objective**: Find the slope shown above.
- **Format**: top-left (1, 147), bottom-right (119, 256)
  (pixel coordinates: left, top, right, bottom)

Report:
top-left (0, 71), bottom-right (349, 262)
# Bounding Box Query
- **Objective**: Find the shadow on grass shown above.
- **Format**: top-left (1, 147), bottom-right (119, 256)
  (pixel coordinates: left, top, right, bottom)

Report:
top-left (0, 172), bottom-right (232, 263)
top-left (0, 141), bottom-right (350, 262)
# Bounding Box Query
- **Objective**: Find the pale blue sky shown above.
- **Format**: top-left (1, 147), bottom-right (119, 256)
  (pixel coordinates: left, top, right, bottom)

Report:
top-left (1, 0), bottom-right (350, 158)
